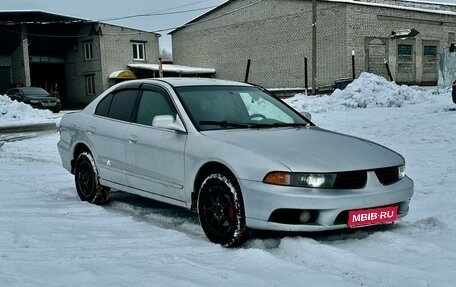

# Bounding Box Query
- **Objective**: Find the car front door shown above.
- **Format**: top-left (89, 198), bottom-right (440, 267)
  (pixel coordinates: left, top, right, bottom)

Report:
top-left (87, 88), bottom-right (139, 186)
top-left (125, 85), bottom-right (187, 202)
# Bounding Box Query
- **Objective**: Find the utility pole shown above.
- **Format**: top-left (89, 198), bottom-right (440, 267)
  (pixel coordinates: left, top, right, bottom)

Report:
top-left (312, 0), bottom-right (317, 95)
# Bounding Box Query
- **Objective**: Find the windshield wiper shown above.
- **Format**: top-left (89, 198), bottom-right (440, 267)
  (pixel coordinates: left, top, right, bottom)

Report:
top-left (199, 120), bottom-right (252, 128)
top-left (248, 122), bottom-right (309, 128)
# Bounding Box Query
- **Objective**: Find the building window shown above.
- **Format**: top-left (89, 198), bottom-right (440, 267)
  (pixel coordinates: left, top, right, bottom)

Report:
top-left (85, 74), bottom-right (96, 96)
top-left (398, 44), bottom-right (412, 56)
top-left (424, 46), bottom-right (437, 56)
top-left (132, 42), bottom-right (145, 60)
top-left (84, 41), bottom-right (93, 60)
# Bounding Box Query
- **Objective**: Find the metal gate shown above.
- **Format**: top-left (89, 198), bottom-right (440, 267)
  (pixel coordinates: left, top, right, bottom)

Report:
top-left (366, 38), bottom-right (389, 79)
top-left (422, 40), bottom-right (439, 85)
top-left (396, 39), bottom-right (416, 84)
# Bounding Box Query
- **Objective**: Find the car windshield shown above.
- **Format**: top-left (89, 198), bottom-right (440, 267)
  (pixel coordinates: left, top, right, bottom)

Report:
top-left (21, 87), bottom-right (50, 97)
top-left (175, 85), bottom-right (310, 131)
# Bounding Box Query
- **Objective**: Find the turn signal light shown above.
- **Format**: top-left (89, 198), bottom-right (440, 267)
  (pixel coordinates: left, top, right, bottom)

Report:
top-left (263, 172), bottom-right (291, 185)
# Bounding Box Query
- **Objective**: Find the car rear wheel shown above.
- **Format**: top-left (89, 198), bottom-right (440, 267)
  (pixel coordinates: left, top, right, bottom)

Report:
top-left (74, 152), bottom-right (110, 204)
top-left (197, 173), bottom-right (249, 247)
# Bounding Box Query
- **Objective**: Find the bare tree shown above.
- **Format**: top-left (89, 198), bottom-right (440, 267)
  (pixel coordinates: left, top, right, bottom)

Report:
top-left (160, 48), bottom-right (172, 61)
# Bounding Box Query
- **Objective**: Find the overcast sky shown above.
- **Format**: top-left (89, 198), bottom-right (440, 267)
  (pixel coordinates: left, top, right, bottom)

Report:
top-left (1, 0), bottom-right (455, 52)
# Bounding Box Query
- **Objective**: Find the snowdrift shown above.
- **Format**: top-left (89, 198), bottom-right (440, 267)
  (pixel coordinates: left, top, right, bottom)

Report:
top-left (286, 72), bottom-right (448, 114)
top-left (0, 94), bottom-right (53, 124)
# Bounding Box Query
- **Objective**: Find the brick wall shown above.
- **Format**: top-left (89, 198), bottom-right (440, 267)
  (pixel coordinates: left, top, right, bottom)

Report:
top-left (172, 0), bottom-right (456, 88)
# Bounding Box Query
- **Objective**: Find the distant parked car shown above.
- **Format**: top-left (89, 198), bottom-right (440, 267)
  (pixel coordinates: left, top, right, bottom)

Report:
top-left (6, 87), bottom-right (61, 113)
top-left (57, 78), bottom-right (414, 247)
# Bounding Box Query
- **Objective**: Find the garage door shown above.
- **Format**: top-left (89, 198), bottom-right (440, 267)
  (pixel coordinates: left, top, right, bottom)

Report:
top-left (0, 67), bottom-right (10, 94)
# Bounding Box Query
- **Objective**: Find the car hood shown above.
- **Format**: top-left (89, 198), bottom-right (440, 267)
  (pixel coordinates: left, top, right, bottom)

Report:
top-left (201, 127), bottom-right (404, 172)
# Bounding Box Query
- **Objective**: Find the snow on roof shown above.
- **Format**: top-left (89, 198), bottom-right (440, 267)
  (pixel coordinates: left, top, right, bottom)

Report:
top-left (327, 0), bottom-right (456, 16)
top-left (128, 63), bottom-right (216, 75)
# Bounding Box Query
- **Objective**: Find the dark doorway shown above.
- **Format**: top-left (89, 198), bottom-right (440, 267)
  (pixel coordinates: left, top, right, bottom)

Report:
top-left (0, 67), bottom-right (11, 94)
top-left (30, 63), bottom-right (67, 108)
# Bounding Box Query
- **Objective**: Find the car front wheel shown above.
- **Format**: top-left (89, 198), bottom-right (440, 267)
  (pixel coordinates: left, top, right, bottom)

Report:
top-left (74, 152), bottom-right (110, 204)
top-left (197, 173), bottom-right (249, 247)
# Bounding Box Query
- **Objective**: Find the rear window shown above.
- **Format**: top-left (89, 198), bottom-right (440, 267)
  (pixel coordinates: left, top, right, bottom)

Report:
top-left (95, 93), bottom-right (113, 117)
top-left (21, 87), bottom-right (50, 96)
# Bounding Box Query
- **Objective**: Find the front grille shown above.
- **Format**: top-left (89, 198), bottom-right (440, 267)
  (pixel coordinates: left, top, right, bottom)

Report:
top-left (334, 170), bottom-right (367, 189)
top-left (375, 166), bottom-right (399, 185)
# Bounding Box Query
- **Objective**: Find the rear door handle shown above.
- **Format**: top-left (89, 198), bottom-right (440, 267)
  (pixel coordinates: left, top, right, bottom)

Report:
top-left (128, 135), bottom-right (138, 144)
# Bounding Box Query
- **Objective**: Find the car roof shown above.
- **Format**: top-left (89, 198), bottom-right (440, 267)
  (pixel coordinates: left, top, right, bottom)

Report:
top-left (130, 77), bottom-right (254, 88)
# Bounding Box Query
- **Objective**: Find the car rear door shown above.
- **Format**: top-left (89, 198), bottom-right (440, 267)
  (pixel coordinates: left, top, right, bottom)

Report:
top-left (125, 84), bottom-right (187, 202)
top-left (87, 88), bottom-right (140, 186)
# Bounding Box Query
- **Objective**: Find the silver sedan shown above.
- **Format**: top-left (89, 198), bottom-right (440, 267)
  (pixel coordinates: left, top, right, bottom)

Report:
top-left (57, 78), bottom-right (414, 247)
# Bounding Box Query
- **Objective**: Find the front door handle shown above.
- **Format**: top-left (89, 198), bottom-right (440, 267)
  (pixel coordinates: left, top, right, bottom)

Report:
top-left (128, 135), bottom-right (138, 144)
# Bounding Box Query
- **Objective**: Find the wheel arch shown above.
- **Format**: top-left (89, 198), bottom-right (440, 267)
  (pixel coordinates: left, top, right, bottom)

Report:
top-left (71, 142), bottom-right (93, 174)
top-left (191, 161), bottom-right (240, 212)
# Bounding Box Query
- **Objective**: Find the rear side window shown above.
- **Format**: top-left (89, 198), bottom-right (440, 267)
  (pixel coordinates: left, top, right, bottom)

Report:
top-left (107, 90), bottom-right (139, 122)
top-left (6, 89), bottom-right (19, 96)
top-left (95, 93), bottom-right (113, 117)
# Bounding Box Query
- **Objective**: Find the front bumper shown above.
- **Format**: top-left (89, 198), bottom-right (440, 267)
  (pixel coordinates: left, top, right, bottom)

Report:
top-left (29, 101), bottom-right (60, 111)
top-left (239, 172), bottom-right (414, 232)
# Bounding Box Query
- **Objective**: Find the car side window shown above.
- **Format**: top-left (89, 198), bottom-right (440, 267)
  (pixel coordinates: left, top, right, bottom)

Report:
top-left (135, 89), bottom-right (177, 126)
top-left (94, 93), bottom-right (113, 117)
top-left (107, 89), bottom-right (139, 122)
top-left (7, 89), bottom-right (18, 96)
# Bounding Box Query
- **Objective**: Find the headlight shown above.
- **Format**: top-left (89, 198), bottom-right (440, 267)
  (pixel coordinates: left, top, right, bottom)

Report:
top-left (398, 165), bottom-right (406, 179)
top-left (30, 99), bottom-right (40, 104)
top-left (263, 172), bottom-right (336, 188)
top-left (295, 173), bottom-right (336, 188)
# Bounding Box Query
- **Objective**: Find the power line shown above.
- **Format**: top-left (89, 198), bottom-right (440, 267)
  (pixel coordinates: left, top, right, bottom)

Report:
top-left (0, 0), bottom-right (265, 38)
top-left (97, 5), bottom-right (219, 22)
top-left (98, 0), bottom-right (214, 21)
top-left (0, 5), bottom-right (218, 26)
top-left (150, 0), bottom-right (265, 33)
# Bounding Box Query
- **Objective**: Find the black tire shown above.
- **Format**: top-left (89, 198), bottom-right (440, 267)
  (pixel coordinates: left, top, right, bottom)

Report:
top-left (197, 173), bottom-right (249, 247)
top-left (74, 152), bottom-right (110, 204)
top-left (51, 108), bottom-right (61, 113)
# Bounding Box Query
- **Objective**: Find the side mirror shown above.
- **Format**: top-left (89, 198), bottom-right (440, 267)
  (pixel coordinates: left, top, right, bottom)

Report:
top-left (152, 115), bottom-right (186, 133)
top-left (300, 111), bottom-right (312, 120)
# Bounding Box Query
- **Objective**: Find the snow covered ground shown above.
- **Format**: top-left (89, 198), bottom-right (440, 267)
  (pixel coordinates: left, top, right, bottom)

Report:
top-left (1, 74), bottom-right (456, 286)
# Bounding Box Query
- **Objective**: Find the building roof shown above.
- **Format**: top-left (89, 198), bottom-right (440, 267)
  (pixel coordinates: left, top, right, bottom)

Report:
top-left (0, 10), bottom-right (158, 35)
top-left (169, 0), bottom-right (456, 34)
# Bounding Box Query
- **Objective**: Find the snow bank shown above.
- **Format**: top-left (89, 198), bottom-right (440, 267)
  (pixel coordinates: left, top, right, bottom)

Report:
top-left (0, 94), bottom-right (53, 125)
top-left (286, 72), bottom-right (448, 113)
